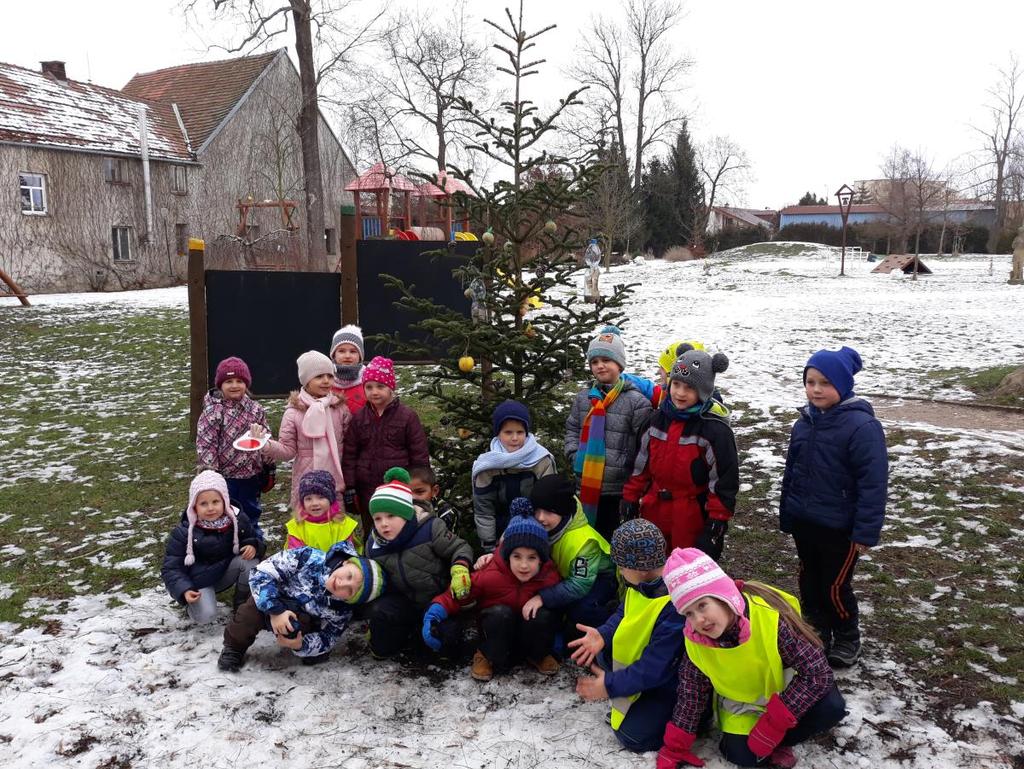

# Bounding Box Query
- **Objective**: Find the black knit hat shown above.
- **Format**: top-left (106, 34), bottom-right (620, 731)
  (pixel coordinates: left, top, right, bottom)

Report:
top-left (611, 518), bottom-right (666, 571)
top-left (500, 516), bottom-right (551, 563)
top-left (529, 475), bottom-right (577, 519)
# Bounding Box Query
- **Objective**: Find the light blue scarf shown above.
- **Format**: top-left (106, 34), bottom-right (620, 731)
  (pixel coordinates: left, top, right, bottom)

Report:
top-left (471, 434), bottom-right (552, 481)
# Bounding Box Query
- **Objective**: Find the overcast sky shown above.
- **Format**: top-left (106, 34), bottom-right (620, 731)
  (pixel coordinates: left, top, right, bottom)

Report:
top-left (4, 0), bottom-right (1023, 208)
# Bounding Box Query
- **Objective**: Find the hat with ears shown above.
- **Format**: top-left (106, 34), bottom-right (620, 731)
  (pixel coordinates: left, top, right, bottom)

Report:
top-left (214, 356), bottom-right (252, 389)
top-left (500, 515), bottom-right (551, 563)
top-left (670, 349), bottom-right (729, 403)
top-left (804, 346), bottom-right (863, 400)
top-left (664, 547), bottom-right (745, 618)
top-left (363, 356), bottom-right (397, 391)
top-left (324, 542), bottom-right (386, 605)
top-left (330, 325), bottom-right (365, 361)
top-left (586, 325), bottom-right (627, 371)
top-left (184, 470), bottom-right (238, 566)
top-left (297, 350), bottom-right (335, 387)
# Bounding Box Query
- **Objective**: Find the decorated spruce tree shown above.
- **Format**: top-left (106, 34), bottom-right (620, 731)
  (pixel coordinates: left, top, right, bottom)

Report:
top-left (382, 2), bottom-right (636, 503)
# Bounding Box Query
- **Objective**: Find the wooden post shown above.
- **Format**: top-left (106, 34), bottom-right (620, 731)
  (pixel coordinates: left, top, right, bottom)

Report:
top-left (353, 191), bottom-right (362, 240)
top-left (0, 266), bottom-right (30, 306)
top-left (340, 206), bottom-right (358, 324)
top-left (187, 238), bottom-right (208, 439)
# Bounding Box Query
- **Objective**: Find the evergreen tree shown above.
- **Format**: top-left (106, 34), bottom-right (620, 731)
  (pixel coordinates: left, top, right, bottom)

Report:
top-left (669, 120), bottom-right (705, 246)
top-left (380, 1), bottom-right (636, 502)
top-left (798, 191), bottom-right (828, 205)
top-left (640, 121), bottom-right (705, 255)
top-left (641, 157), bottom-right (676, 255)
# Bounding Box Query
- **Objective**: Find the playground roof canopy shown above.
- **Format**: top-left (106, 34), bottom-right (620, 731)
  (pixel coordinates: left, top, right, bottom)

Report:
top-left (344, 162), bottom-right (417, 193)
top-left (416, 170), bottom-right (474, 198)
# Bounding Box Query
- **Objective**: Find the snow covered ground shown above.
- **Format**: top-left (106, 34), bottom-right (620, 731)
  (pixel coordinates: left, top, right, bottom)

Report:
top-left (1, 243), bottom-right (1023, 768)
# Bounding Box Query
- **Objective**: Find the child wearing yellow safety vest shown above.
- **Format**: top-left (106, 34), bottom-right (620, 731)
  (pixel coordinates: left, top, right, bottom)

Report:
top-left (481, 477), bottom-right (617, 641)
top-left (658, 548), bottom-right (845, 769)
top-left (286, 470), bottom-right (361, 553)
top-left (569, 519), bottom-right (685, 753)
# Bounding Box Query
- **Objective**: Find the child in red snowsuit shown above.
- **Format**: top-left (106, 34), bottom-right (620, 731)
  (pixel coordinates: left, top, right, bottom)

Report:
top-left (621, 347), bottom-right (739, 559)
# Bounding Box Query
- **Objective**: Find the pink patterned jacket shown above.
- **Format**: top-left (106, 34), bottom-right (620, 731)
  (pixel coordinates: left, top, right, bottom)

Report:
top-left (195, 391), bottom-right (270, 479)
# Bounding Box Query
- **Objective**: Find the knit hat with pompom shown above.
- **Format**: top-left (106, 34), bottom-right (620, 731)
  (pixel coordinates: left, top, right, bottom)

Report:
top-left (368, 467), bottom-right (415, 520)
top-left (586, 325), bottom-right (627, 370)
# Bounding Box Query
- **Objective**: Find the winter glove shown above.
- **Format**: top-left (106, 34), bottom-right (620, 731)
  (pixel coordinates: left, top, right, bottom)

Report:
top-left (342, 490), bottom-right (357, 513)
top-left (421, 603), bottom-right (448, 652)
top-left (260, 462), bottom-right (277, 494)
top-left (656, 722), bottom-right (704, 768)
top-left (618, 499), bottom-right (639, 522)
top-left (747, 693), bottom-right (797, 759)
top-left (450, 564), bottom-right (472, 600)
top-left (694, 519), bottom-right (728, 561)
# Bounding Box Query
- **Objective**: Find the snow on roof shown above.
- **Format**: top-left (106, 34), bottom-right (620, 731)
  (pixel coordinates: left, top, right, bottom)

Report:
top-left (345, 162), bottom-right (418, 192)
top-left (122, 50), bottom-right (280, 152)
top-left (0, 61), bottom-right (192, 161)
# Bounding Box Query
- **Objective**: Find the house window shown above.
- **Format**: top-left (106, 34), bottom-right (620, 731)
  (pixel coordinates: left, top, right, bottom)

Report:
top-left (175, 223), bottom-right (189, 256)
top-left (325, 227), bottom-right (337, 255)
top-left (19, 173), bottom-right (47, 214)
top-left (112, 226), bottom-right (133, 262)
top-left (172, 165), bottom-right (187, 194)
top-left (104, 158), bottom-right (129, 184)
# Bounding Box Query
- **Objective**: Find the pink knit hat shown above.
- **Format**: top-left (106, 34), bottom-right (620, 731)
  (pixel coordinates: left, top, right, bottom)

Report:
top-left (664, 547), bottom-right (745, 617)
top-left (363, 356), bottom-right (397, 391)
top-left (214, 356), bottom-right (252, 388)
top-left (184, 470), bottom-right (239, 566)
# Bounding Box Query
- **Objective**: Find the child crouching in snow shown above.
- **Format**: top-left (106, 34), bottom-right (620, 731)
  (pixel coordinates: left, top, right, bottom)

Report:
top-left (422, 516), bottom-right (562, 681)
top-left (161, 470), bottom-right (264, 624)
top-left (657, 548), bottom-right (845, 769)
top-left (286, 469), bottom-right (361, 553)
top-left (218, 541), bottom-right (384, 671)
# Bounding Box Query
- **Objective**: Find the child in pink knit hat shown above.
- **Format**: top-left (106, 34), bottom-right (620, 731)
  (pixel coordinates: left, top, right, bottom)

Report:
top-left (656, 548), bottom-right (845, 769)
top-left (342, 356), bottom-right (429, 536)
top-left (160, 470), bottom-right (265, 625)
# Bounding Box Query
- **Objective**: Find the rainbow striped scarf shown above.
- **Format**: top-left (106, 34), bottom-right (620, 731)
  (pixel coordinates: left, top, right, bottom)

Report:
top-left (574, 378), bottom-right (624, 525)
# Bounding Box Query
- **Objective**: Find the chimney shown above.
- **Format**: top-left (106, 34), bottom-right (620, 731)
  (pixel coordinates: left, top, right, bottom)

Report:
top-left (41, 61), bottom-right (67, 81)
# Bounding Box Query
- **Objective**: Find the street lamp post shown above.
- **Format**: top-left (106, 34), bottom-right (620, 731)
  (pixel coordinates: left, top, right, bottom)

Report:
top-left (835, 184), bottom-right (854, 276)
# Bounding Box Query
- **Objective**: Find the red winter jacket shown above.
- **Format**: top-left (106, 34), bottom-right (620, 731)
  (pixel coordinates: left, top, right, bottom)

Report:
top-left (622, 407), bottom-right (738, 552)
top-left (342, 397), bottom-right (429, 512)
top-left (431, 550), bottom-right (561, 616)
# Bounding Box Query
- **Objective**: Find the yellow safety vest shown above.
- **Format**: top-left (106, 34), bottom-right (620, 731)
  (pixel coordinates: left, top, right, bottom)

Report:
top-left (684, 588), bottom-right (800, 735)
top-left (551, 523), bottom-right (610, 578)
top-left (285, 514), bottom-right (360, 554)
top-left (609, 588), bottom-right (673, 730)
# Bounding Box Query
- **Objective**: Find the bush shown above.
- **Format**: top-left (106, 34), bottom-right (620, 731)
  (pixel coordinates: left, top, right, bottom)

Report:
top-left (663, 245), bottom-right (698, 262)
top-left (708, 226), bottom-right (769, 252)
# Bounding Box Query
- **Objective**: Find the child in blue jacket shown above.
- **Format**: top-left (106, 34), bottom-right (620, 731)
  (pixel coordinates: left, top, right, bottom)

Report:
top-left (569, 519), bottom-right (685, 753)
top-left (780, 346), bottom-right (887, 668)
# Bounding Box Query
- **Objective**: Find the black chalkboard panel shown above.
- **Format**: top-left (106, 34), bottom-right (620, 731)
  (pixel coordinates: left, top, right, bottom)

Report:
top-left (205, 270), bottom-right (341, 396)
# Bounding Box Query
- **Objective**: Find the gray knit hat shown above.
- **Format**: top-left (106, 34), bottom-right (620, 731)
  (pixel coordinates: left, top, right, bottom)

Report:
top-left (670, 349), bottom-right (729, 403)
top-left (586, 325), bottom-right (626, 370)
top-left (330, 325), bottom-right (364, 361)
top-left (297, 350), bottom-right (335, 387)
top-left (611, 518), bottom-right (666, 571)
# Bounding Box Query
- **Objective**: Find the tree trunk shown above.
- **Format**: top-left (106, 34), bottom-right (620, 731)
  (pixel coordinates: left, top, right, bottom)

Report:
top-left (292, 0), bottom-right (327, 272)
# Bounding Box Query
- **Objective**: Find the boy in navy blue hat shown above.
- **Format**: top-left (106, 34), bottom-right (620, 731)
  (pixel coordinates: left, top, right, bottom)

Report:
top-left (780, 346), bottom-right (888, 669)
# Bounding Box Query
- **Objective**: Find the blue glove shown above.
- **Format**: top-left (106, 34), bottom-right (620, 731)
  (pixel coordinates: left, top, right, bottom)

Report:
top-left (421, 603), bottom-right (448, 652)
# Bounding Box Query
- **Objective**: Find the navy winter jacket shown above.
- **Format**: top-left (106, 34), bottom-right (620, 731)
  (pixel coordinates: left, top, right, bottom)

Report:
top-left (161, 509), bottom-right (265, 603)
top-left (597, 577), bottom-right (685, 700)
top-left (779, 397), bottom-right (888, 546)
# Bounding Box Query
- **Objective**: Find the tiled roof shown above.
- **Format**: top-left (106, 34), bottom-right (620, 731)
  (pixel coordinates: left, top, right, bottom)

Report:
top-left (122, 50), bottom-right (280, 151)
top-left (415, 170), bottom-right (474, 198)
top-left (0, 61), bottom-right (192, 161)
top-left (713, 206), bottom-right (772, 228)
top-left (345, 162), bottom-right (418, 192)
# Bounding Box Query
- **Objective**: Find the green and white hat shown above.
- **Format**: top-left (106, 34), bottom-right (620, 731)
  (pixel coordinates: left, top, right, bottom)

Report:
top-left (368, 467), bottom-right (415, 520)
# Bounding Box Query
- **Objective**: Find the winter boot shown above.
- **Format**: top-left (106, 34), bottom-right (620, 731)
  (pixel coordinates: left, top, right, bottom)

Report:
top-left (768, 745), bottom-right (797, 768)
top-left (217, 646), bottom-right (246, 672)
top-left (528, 655), bottom-right (560, 676)
top-left (827, 627), bottom-right (861, 668)
top-left (471, 651), bottom-right (494, 682)
top-left (301, 652), bottom-right (331, 666)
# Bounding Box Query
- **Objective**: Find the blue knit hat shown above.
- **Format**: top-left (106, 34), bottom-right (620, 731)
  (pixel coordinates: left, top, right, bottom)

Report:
top-left (804, 346), bottom-right (863, 400)
top-left (298, 469), bottom-right (337, 505)
top-left (492, 399), bottom-right (531, 435)
top-left (500, 516), bottom-right (550, 563)
top-left (611, 518), bottom-right (666, 571)
top-left (323, 542), bottom-right (386, 605)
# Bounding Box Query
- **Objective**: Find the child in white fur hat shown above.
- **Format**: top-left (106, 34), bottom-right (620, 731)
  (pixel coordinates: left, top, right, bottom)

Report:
top-left (252, 350), bottom-right (352, 510)
top-left (160, 470), bottom-right (265, 624)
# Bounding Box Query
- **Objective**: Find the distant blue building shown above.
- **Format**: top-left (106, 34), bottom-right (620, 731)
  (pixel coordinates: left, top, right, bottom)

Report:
top-left (779, 203), bottom-right (996, 229)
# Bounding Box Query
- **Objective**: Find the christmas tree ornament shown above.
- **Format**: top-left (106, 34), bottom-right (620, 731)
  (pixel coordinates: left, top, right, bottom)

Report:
top-left (482, 228), bottom-right (495, 245)
top-left (458, 356), bottom-right (475, 373)
top-left (543, 220), bottom-right (557, 235)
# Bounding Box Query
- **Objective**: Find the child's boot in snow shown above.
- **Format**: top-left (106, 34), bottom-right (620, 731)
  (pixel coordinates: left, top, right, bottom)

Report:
top-left (217, 646), bottom-right (246, 672)
top-left (827, 627), bottom-right (861, 668)
top-left (471, 651), bottom-right (494, 682)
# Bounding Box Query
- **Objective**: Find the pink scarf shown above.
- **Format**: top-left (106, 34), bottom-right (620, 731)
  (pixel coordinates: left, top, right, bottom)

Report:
top-left (298, 390), bottom-right (344, 486)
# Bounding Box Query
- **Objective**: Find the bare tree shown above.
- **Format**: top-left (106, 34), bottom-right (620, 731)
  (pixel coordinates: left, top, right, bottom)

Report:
top-left (695, 135), bottom-right (750, 240)
top-left (186, 0), bottom-right (387, 270)
top-left (972, 54), bottom-right (1024, 253)
top-left (878, 144), bottom-right (946, 277)
top-left (567, 17), bottom-right (628, 164)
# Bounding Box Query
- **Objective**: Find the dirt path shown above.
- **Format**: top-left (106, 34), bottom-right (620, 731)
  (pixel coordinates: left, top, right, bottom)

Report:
top-left (870, 395), bottom-right (1024, 432)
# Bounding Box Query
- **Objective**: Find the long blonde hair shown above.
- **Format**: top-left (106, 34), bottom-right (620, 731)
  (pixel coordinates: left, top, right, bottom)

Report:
top-left (742, 581), bottom-right (823, 649)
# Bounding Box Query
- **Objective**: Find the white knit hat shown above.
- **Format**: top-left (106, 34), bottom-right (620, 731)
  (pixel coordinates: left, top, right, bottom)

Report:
top-left (297, 350), bottom-right (335, 387)
top-left (184, 470), bottom-right (239, 566)
top-left (330, 325), bottom-right (365, 361)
